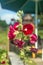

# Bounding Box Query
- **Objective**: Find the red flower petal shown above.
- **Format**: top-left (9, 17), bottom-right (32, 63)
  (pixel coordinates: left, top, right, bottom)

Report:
top-left (30, 48), bottom-right (38, 53)
top-left (8, 25), bottom-right (16, 40)
top-left (9, 25), bottom-right (14, 31)
top-left (1, 61), bottom-right (5, 64)
top-left (13, 39), bottom-right (25, 48)
top-left (30, 34), bottom-right (38, 44)
top-left (23, 23), bottom-right (35, 35)
top-left (13, 22), bottom-right (19, 30)
top-left (8, 31), bottom-right (16, 40)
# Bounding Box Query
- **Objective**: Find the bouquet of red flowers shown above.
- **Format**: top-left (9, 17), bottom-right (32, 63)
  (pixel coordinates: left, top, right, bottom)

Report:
top-left (8, 10), bottom-right (38, 65)
top-left (8, 10), bottom-right (38, 49)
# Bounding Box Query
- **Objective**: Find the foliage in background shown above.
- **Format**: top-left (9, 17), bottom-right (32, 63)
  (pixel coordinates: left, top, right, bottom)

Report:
top-left (0, 49), bottom-right (10, 65)
top-left (0, 20), bottom-right (8, 28)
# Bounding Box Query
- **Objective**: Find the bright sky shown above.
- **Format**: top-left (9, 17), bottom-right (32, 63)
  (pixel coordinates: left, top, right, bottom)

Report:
top-left (1, 11), bottom-right (18, 24)
top-left (0, 3), bottom-right (19, 24)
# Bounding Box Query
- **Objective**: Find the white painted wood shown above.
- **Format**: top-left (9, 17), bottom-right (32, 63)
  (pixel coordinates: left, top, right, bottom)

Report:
top-left (35, 28), bottom-right (38, 48)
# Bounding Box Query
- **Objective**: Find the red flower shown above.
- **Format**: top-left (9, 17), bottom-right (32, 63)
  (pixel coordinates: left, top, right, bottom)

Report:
top-left (30, 34), bottom-right (38, 44)
top-left (8, 31), bottom-right (16, 40)
top-left (1, 61), bottom-right (5, 64)
top-left (30, 48), bottom-right (38, 53)
top-left (13, 39), bottom-right (25, 48)
top-left (9, 25), bottom-right (14, 32)
top-left (8, 25), bottom-right (16, 40)
top-left (23, 23), bottom-right (34, 35)
top-left (13, 22), bottom-right (19, 30)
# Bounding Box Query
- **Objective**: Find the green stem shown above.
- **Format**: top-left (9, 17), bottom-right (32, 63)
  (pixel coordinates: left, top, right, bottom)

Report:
top-left (23, 57), bottom-right (25, 65)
